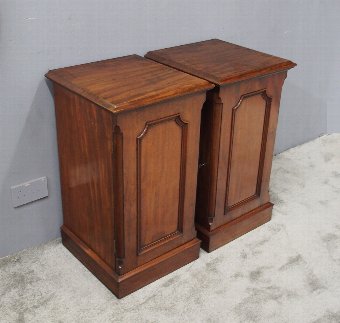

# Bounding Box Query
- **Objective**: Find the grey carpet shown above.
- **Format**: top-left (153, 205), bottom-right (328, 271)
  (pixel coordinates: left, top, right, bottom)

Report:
top-left (1, 134), bottom-right (340, 323)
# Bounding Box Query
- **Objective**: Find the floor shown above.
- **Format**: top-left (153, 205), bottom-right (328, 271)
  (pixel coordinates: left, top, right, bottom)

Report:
top-left (1, 134), bottom-right (340, 323)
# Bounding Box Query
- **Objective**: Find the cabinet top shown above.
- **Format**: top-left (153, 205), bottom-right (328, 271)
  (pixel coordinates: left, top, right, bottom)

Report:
top-left (45, 55), bottom-right (214, 113)
top-left (145, 39), bottom-right (296, 86)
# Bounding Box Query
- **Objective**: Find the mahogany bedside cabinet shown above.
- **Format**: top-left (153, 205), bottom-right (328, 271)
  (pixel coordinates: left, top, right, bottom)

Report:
top-left (46, 55), bottom-right (213, 298)
top-left (146, 39), bottom-right (296, 252)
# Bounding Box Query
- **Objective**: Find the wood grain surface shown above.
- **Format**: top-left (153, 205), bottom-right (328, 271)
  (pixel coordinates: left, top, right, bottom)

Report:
top-left (146, 39), bottom-right (296, 85)
top-left (146, 39), bottom-right (296, 252)
top-left (46, 55), bottom-right (213, 113)
top-left (48, 55), bottom-right (208, 296)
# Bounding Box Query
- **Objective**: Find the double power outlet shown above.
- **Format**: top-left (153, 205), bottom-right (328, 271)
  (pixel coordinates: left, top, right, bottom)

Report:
top-left (11, 177), bottom-right (48, 207)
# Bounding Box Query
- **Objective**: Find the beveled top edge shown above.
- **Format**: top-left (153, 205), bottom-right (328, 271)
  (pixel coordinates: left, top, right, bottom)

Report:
top-left (145, 39), bottom-right (297, 86)
top-left (45, 55), bottom-right (214, 114)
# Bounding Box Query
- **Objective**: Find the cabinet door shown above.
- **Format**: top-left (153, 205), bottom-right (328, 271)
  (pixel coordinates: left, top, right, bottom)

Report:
top-left (225, 89), bottom-right (271, 211)
top-left (214, 72), bottom-right (287, 227)
top-left (116, 94), bottom-right (204, 274)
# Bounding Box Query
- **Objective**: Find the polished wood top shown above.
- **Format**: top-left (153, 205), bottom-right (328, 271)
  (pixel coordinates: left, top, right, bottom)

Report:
top-left (145, 39), bottom-right (296, 86)
top-left (46, 55), bottom-right (214, 113)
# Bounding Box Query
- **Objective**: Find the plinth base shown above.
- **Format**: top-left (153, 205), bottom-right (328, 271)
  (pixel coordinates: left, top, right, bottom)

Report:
top-left (196, 202), bottom-right (273, 252)
top-left (61, 226), bottom-right (201, 298)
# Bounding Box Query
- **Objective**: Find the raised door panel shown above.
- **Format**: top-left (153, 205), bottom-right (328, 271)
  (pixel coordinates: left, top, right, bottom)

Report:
top-left (117, 94), bottom-right (205, 273)
top-left (225, 90), bottom-right (271, 212)
top-left (137, 115), bottom-right (187, 255)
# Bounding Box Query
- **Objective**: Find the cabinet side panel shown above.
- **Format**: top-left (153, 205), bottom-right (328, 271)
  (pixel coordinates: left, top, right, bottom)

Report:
top-left (195, 89), bottom-right (223, 227)
top-left (54, 85), bottom-right (115, 268)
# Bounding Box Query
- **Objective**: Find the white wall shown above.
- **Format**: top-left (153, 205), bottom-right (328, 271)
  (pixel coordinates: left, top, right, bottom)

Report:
top-left (1, 0), bottom-right (339, 257)
top-left (324, 5), bottom-right (340, 133)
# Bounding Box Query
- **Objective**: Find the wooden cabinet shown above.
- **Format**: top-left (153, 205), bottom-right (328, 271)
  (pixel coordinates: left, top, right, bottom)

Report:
top-left (146, 39), bottom-right (296, 252)
top-left (46, 55), bottom-right (213, 298)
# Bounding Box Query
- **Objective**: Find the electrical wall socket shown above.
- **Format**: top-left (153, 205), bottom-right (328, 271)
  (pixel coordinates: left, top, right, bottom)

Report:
top-left (11, 177), bottom-right (48, 207)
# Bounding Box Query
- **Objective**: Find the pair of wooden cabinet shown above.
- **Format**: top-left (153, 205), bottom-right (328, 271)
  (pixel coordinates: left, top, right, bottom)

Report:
top-left (46, 39), bottom-right (296, 298)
